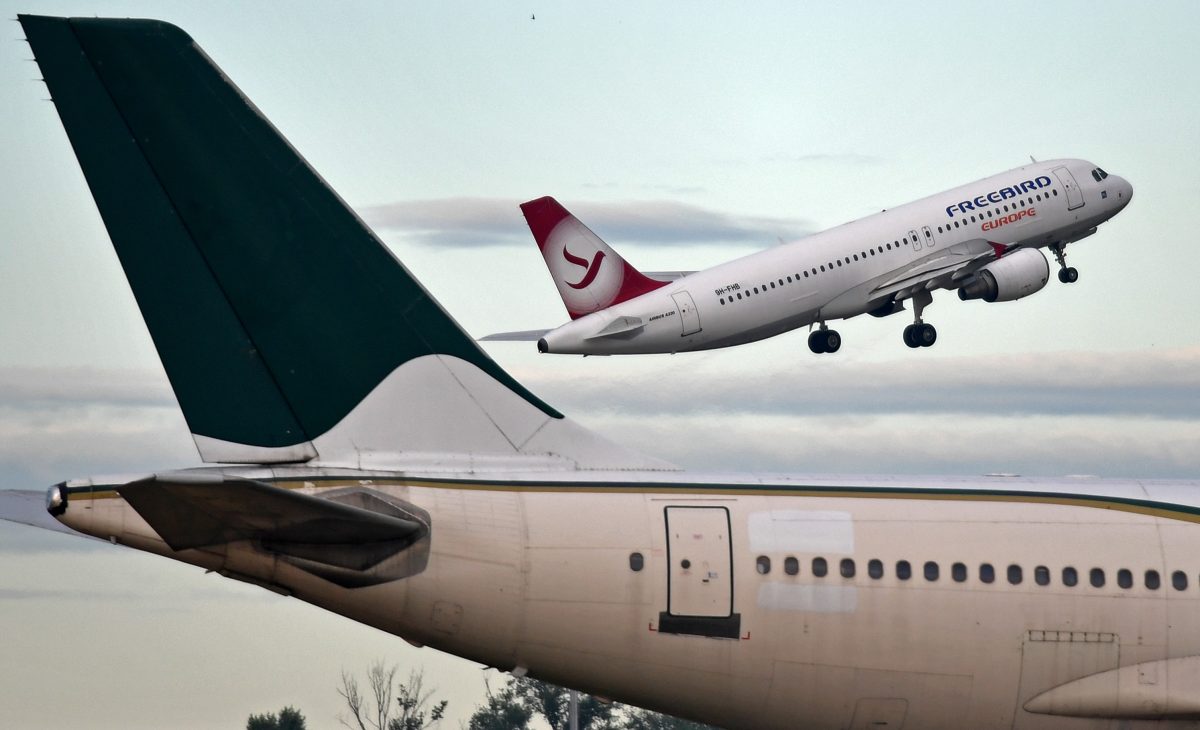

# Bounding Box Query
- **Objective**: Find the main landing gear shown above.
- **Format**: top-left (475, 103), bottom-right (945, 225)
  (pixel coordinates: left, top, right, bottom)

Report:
top-left (902, 290), bottom-right (937, 349)
top-left (808, 325), bottom-right (841, 354)
top-left (1049, 243), bottom-right (1079, 284)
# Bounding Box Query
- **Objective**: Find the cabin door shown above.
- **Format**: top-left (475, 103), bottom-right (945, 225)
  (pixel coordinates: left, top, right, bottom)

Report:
top-left (671, 291), bottom-right (702, 336)
top-left (656, 506), bottom-right (743, 639)
top-left (1052, 166), bottom-right (1085, 211)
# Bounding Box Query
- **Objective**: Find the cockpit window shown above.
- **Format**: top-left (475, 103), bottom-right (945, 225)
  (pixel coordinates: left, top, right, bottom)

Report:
top-left (1091, 169), bottom-right (1102, 182)
top-left (1097, 168), bottom-right (1109, 180)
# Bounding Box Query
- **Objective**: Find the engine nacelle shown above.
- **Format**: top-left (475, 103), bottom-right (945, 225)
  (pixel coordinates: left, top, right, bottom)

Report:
top-left (957, 247), bottom-right (1050, 303)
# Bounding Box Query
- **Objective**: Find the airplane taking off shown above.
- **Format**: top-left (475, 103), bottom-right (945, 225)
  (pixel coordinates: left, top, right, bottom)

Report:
top-left (501, 160), bottom-right (1131, 355)
top-left (8, 15), bottom-right (1200, 730)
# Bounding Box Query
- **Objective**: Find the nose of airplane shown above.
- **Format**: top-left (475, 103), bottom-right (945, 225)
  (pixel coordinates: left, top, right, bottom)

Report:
top-left (1112, 175), bottom-right (1133, 208)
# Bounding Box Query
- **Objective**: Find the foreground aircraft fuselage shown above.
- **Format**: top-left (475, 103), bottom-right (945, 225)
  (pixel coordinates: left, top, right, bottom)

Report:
top-left (9, 14), bottom-right (1191, 730)
top-left (516, 161), bottom-right (1130, 356)
top-left (48, 470), bottom-right (1200, 729)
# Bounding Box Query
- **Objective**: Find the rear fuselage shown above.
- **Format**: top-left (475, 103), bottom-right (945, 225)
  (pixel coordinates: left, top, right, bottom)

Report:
top-left (54, 468), bottom-right (1200, 729)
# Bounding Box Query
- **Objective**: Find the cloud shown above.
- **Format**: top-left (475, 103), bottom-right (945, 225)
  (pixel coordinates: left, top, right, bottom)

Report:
top-left (360, 197), bottom-right (814, 248)
top-left (527, 347), bottom-right (1200, 421)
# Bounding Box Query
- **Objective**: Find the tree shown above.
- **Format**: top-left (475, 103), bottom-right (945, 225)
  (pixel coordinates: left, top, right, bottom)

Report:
top-left (246, 706), bottom-right (307, 730)
top-left (337, 661), bottom-right (446, 730)
top-left (620, 706), bottom-right (720, 730)
top-left (466, 677), bottom-right (533, 730)
top-left (467, 673), bottom-right (722, 730)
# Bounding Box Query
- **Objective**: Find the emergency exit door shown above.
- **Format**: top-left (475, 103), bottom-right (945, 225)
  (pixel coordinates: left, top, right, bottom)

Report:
top-left (658, 506), bottom-right (741, 638)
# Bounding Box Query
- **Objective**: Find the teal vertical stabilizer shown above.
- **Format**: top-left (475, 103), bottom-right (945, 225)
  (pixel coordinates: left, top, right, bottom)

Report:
top-left (19, 15), bottom-right (560, 463)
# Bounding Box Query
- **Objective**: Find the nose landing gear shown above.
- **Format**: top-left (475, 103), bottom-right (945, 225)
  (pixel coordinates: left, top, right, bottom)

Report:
top-left (1050, 243), bottom-right (1079, 284)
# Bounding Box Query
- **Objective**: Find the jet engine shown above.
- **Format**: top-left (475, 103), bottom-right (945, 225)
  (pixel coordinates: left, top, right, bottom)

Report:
top-left (957, 247), bottom-right (1050, 303)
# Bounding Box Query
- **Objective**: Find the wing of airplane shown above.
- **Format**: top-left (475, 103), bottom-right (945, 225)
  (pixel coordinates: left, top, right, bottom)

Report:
top-left (869, 238), bottom-right (1002, 300)
top-left (114, 475), bottom-right (431, 588)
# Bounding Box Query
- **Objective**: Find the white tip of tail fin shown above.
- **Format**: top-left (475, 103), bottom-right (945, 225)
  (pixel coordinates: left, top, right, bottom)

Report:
top-left (521, 197), bottom-right (667, 320)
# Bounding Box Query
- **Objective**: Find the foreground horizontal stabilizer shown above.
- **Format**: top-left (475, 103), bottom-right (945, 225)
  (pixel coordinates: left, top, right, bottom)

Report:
top-left (117, 475), bottom-right (431, 587)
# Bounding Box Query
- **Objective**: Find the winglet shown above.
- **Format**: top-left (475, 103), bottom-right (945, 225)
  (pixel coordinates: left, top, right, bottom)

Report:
top-left (520, 197), bottom-right (668, 319)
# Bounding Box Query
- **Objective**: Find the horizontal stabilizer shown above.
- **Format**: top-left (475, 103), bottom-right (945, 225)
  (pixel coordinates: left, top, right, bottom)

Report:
top-left (587, 316), bottom-right (646, 340)
top-left (479, 329), bottom-right (551, 342)
top-left (643, 271), bottom-right (696, 281)
top-left (117, 475), bottom-right (431, 587)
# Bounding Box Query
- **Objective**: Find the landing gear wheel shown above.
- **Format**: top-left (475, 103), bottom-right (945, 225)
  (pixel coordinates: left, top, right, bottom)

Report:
top-left (903, 323), bottom-right (937, 348)
top-left (1058, 266), bottom-right (1079, 284)
top-left (915, 323), bottom-right (937, 347)
top-left (808, 329), bottom-right (841, 354)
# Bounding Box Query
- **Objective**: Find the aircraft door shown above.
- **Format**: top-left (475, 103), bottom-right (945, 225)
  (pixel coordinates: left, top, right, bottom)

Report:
top-left (671, 291), bottom-right (702, 336)
top-left (1052, 166), bottom-right (1085, 211)
top-left (657, 506), bottom-right (740, 638)
top-left (909, 229), bottom-right (922, 251)
top-left (922, 225), bottom-right (936, 249)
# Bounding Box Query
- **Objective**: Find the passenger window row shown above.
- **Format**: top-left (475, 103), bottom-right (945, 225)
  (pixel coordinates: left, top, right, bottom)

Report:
top-left (718, 235), bottom-right (918, 307)
top-left (717, 185), bottom-right (1062, 307)
top-left (753, 555), bottom-right (1188, 591)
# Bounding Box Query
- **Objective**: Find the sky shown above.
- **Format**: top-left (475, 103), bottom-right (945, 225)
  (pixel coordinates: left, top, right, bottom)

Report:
top-left (1, 1), bottom-right (1198, 728)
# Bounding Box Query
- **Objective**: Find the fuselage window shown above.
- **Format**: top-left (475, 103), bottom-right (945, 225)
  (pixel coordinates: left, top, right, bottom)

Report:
top-left (860, 251), bottom-right (867, 258)
top-left (1117, 569), bottom-right (1133, 589)
top-left (1146, 570), bottom-right (1161, 590)
top-left (953, 221), bottom-right (960, 228)
top-left (970, 215), bottom-right (977, 223)
top-left (924, 561), bottom-right (939, 581)
top-left (886, 243), bottom-right (892, 250)
top-left (896, 560), bottom-right (912, 580)
top-left (787, 276), bottom-right (793, 283)
top-left (840, 558), bottom-right (856, 578)
top-left (868, 559), bottom-right (883, 579)
top-left (784, 556), bottom-right (799, 576)
top-left (870, 249), bottom-right (875, 256)
top-left (836, 260), bottom-right (842, 267)
top-left (938, 226), bottom-right (943, 233)
top-left (756, 556), bottom-right (771, 575)
top-left (979, 563), bottom-right (995, 584)
top-left (813, 557), bottom-right (828, 577)
top-left (1035, 566), bottom-right (1050, 586)
top-left (1053, 189), bottom-right (1058, 196)
top-left (1090, 568), bottom-right (1106, 588)
top-left (1063, 567), bottom-right (1079, 586)
top-left (1036, 194), bottom-right (1042, 201)
top-left (1007, 564), bottom-right (1023, 585)
top-left (845, 257), bottom-right (850, 264)
top-left (769, 282), bottom-right (775, 289)
top-left (812, 268), bottom-right (818, 275)
top-left (778, 279), bottom-right (784, 286)
top-left (629, 552), bottom-right (644, 572)
top-left (753, 287), bottom-right (759, 294)
top-left (804, 271), bottom-right (810, 278)
top-left (1172, 570), bottom-right (1188, 591)
top-left (952, 562), bottom-right (967, 582)
top-left (894, 240), bottom-right (900, 247)
top-left (853, 254), bottom-right (859, 261)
